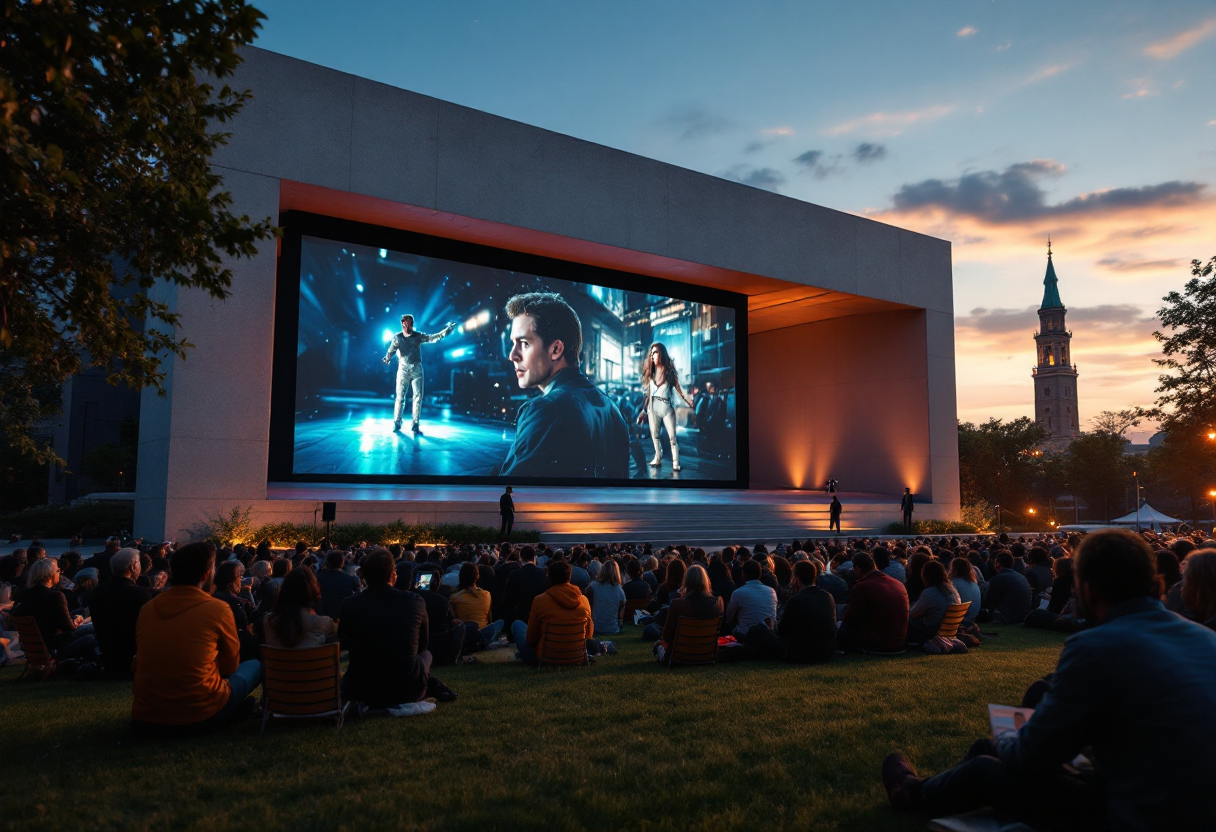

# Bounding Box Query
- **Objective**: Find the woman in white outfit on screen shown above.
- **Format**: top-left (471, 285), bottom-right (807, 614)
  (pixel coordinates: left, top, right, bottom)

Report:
top-left (640, 342), bottom-right (694, 471)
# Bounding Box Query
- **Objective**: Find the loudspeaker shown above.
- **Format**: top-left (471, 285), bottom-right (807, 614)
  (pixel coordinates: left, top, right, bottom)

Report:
top-left (321, 501), bottom-right (337, 523)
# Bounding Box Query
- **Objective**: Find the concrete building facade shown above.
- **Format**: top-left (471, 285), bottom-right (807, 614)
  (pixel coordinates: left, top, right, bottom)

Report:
top-left (133, 47), bottom-right (960, 541)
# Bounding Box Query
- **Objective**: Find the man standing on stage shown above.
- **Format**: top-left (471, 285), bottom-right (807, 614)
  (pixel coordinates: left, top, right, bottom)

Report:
top-left (500, 486), bottom-right (515, 542)
top-left (900, 487), bottom-right (915, 533)
top-left (498, 292), bottom-right (629, 478)
top-left (382, 314), bottom-right (457, 433)
top-left (829, 495), bottom-right (842, 534)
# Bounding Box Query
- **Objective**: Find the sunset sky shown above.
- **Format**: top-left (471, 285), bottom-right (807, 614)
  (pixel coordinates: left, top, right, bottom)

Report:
top-left (254, 1), bottom-right (1216, 442)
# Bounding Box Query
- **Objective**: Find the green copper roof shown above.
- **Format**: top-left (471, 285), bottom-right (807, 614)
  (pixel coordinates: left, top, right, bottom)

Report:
top-left (1040, 253), bottom-right (1063, 310)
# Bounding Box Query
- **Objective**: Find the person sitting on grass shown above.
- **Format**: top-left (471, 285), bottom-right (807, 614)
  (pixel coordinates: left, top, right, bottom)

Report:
top-left (723, 559), bottom-right (778, 638)
top-left (339, 550), bottom-right (450, 707)
top-left (837, 552), bottom-right (908, 653)
top-left (743, 559), bottom-right (835, 663)
top-left (12, 558), bottom-right (98, 662)
top-left (654, 564), bottom-right (723, 665)
top-left (586, 559), bottom-right (626, 637)
top-left (132, 542), bottom-right (262, 734)
top-left (621, 558), bottom-right (652, 601)
top-left (948, 557), bottom-right (982, 626)
top-left (86, 548), bottom-right (152, 677)
top-left (1181, 550), bottom-right (1216, 630)
top-left (906, 560), bottom-right (962, 645)
top-left (317, 549), bottom-right (361, 619)
top-left (263, 568), bottom-right (336, 649)
top-left (450, 563), bottom-right (504, 650)
top-left (881, 529), bottom-right (1216, 831)
top-left (511, 559), bottom-right (598, 666)
top-left (984, 550), bottom-right (1033, 624)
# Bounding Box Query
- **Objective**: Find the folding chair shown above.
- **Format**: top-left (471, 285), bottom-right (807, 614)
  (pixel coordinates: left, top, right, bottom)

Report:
top-left (667, 615), bottom-right (722, 670)
top-left (260, 642), bottom-right (350, 733)
top-left (11, 616), bottom-right (56, 680)
top-left (537, 620), bottom-right (590, 668)
top-left (935, 602), bottom-right (972, 641)
top-left (621, 598), bottom-right (650, 626)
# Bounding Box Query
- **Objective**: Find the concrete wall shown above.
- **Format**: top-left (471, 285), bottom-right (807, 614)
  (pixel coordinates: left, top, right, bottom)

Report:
top-left (134, 47), bottom-right (959, 540)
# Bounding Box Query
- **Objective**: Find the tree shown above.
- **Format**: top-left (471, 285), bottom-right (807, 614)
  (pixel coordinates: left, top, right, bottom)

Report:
top-left (1067, 432), bottom-right (1133, 522)
top-left (1154, 256), bottom-right (1216, 433)
top-left (1, 0), bottom-right (276, 470)
top-left (1089, 407), bottom-right (1149, 437)
top-left (957, 418), bottom-right (1050, 515)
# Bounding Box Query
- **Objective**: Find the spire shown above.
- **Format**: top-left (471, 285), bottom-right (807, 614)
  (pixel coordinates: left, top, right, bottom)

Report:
top-left (1040, 238), bottom-right (1063, 310)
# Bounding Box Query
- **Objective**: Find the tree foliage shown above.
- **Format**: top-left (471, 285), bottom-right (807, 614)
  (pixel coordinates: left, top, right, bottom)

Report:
top-left (1154, 256), bottom-right (1216, 432)
top-left (1066, 432), bottom-right (1133, 522)
top-left (0, 0), bottom-right (275, 465)
top-left (1088, 407), bottom-right (1149, 437)
top-left (957, 418), bottom-right (1050, 511)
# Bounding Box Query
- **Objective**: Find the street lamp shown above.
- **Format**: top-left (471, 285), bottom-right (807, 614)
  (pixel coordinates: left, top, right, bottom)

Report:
top-left (1209, 489), bottom-right (1216, 529)
top-left (1132, 470), bottom-right (1143, 532)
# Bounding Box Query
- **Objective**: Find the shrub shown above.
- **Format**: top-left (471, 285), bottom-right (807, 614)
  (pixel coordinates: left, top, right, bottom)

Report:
top-left (885, 519), bottom-right (979, 535)
top-left (0, 503), bottom-right (135, 539)
top-left (192, 509), bottom-right (537, 547)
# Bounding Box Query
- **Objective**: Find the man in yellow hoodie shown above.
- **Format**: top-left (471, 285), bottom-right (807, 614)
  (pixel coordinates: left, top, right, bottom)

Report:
top-left (511, 559), bottom-right (594, 665)
top-left (132, 542), bottom-right (262, 733)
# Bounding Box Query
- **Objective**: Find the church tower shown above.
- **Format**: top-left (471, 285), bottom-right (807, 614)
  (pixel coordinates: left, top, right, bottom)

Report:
top-left (1033, 240), bottom-right (1080, 448)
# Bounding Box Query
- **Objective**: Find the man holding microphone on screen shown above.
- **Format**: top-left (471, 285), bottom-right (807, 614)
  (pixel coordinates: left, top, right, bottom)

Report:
top-left (383, 314), bottom-right (457, 433)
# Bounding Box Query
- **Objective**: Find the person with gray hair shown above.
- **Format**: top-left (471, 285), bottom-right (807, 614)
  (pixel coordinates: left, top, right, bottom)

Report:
top-left (86, 547), bottom-right (153, 677)
top-left (12, 557), bottom-right (97, 660)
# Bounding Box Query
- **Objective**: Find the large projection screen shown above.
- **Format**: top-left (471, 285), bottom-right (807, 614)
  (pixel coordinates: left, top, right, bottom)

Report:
top-left (269, 214), bottom-right (747, 488)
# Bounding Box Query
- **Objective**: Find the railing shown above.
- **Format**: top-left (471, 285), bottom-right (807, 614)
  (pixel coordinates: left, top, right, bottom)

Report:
top-left (1031, 364), bottom-right (1078, 375)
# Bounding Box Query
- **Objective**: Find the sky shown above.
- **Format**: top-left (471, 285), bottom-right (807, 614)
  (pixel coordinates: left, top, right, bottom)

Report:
top-left (253, 1), bottom-right (1216, 442)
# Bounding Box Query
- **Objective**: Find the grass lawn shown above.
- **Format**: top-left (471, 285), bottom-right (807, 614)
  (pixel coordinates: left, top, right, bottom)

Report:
top-left (0, 624), bottom-right (1065, 832)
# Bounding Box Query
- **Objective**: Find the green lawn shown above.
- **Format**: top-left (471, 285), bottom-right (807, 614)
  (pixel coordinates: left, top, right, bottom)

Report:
top-left (0, 625), bottom-right (1065, 832)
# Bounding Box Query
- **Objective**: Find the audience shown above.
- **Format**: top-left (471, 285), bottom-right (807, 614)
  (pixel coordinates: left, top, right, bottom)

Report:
top-left (655, 564), bottom-right (723, 664)
top-left (450, 563), bottom-right (504, 650)
top-left (1181, 550), bottom-right (1216, 629)
top-left (512, 559), bottom-right (595, 666)
top-left (744, 560), bottom-right (835, 663)
top-left (86, 548), bottom-right (152, 676)
top-left (264, 568), bottom-right (335, 649)
top-left (586, 560), bottom-right (626, 637)
top-left (12, 558), bottom-right (97, 661)
top-left (724, 560), bottom-right (778, 638)
top-left (838, 552), bottom-right (908, 653)
top-left (503, 546), bottom-right (547, 635)
top-left (338, 550), bottom-right (443, 707)
top-left (984, 551), bottom-right (1033, 624)
top-left (882, 529), bottom-right (1216, 830)
top-left (948, 557), bottom-right (981, 625)
top-left (906, 561), bottom-right (962, 644)
top-left (317, 550), bottom-right (361, 619)
top-left (132, 542), bottom-right (262, 733)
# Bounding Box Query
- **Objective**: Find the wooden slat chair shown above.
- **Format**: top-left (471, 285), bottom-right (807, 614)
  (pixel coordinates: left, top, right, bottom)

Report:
top-left (621, 598), bottom-right (650, 626)
top-left (260, 643), bottom-right (349, 732)
top-left (935, 602), bottom-right (971, 641)
top-left (11, 616), bottom-right (56, 680)
top-left (667, 615), bottom-right (722, 670)
top-left (537, 620), bottom-right (590, 668)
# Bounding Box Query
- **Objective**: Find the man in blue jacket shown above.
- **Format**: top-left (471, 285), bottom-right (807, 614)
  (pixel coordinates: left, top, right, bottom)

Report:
top-left (881, 529), bottom-right (1216, 830)
top-left (498, 292), bottom-right (628, 479)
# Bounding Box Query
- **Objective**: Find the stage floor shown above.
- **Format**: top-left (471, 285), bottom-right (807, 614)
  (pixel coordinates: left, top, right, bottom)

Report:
top-left (267, 482), bottom-right (898, 506)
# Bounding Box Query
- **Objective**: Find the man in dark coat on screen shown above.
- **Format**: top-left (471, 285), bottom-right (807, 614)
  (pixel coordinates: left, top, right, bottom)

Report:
top-left (498, 292), bottom-right (629, 479)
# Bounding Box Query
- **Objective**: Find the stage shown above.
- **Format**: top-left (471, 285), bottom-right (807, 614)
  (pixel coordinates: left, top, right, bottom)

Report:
top-left (264, 483), bottom-right (912, 545)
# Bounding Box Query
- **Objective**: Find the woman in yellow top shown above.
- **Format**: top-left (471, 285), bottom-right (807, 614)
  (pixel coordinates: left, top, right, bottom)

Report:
top-left (451, 563), bottom-right (504, 650)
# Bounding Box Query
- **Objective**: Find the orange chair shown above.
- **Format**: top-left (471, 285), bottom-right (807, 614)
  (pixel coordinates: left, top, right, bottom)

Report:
top-left (935, 602), bottom-right (972, 641)
top-left (259, 643), bottom-right (349, 732)
top-left (11, 616), bottom-right (56, 680)
top-left (667, 615), bottom-right (722, 670)
top-left (537, 620), bottom-right (590, 668)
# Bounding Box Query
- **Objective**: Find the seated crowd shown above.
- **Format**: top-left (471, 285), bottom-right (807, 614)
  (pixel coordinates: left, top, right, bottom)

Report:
top-left (4, 526), bottom-right (1216, 824)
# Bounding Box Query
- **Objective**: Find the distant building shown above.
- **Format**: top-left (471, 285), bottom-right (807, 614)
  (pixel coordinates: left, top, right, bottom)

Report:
top-left (1032, 242), bottom-right (1080, 450)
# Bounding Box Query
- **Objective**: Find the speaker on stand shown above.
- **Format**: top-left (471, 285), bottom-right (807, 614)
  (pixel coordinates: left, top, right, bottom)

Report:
top-left (322, 501), bottom-right (337, 548)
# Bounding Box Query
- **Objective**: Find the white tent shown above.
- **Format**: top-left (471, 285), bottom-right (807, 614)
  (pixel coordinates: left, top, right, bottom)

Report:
top-left (1109, 503), bottom-right (1183, 531)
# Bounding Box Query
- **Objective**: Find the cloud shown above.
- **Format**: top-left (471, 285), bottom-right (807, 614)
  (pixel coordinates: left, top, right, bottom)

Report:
top-left (956, 304), bottom-right (1156, 353)
top-left (825, 104), bottom-right (953, 136)
top-left (1095, 256), bottom-right (1185, 273)
top-left (744, 141), bottom-right (765, 154)
top-left (995, 41), bottom-right (1012, 52)
top-left (658, 107), bottom-right (734, 141)
top-left (1144, 18), bottom-right (1216, 60)
top-left (852, 142), bottom-right (888, 163)
top-left (957, 26), bottom-right (977, 37)
top-left (722, 165), bottom-right (786, 191)
top-left (890, 160), bottom-right (1206, 223)
top-left (792, 149), bottom-right (844, 178)
top-left (1123, 79), bottom-right (1160, 99)
top-left (1025, 63), bottom-right (1077, 84)
top-left (763, 126), bottom-right (796, 137)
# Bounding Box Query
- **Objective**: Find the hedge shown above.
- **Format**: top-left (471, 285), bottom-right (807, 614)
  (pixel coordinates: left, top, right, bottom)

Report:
top-left (884, 519), bottom-right (980, 535)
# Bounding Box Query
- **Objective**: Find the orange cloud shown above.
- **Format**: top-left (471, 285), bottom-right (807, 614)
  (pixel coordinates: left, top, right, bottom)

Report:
top-left (957, 26), bottom-right (977, 37)
top-left (1144, 18), bottom-right (1216, 60)
top-left (824, 104), bottom-right (954, 137)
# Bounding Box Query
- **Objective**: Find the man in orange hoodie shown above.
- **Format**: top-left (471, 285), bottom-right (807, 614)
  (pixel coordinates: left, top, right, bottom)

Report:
top-left (132, 542), bottom-right (262, 733)
top-left (511, 559), bottom-right (594, 665)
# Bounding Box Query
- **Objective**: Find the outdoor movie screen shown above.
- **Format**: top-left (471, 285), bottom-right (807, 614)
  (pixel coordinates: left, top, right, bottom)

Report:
top-left (277, 225), bottom-right (742, 485)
